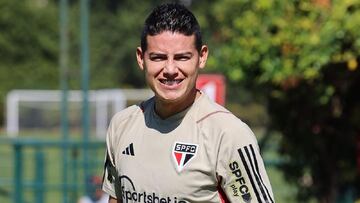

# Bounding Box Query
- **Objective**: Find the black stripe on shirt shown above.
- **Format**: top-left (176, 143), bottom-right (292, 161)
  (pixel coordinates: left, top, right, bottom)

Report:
top-left (238, 148), bottom-right (262, 202)
top-left (244, 145), bottom-right (270, 203)
top-left (249, 145), bottom-right (274, 203)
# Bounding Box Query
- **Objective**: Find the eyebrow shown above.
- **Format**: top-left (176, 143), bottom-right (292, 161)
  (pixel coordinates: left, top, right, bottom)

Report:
top-left (148, 52), bottom-right (166, 56)
top-left (174, 52), bottom-right (193, 57)
top-left (148, 52), bottom-right (193, 56)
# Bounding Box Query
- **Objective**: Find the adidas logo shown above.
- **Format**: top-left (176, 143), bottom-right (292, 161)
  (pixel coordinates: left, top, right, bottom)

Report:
top-left (122, 143), bottom-right (135, 156)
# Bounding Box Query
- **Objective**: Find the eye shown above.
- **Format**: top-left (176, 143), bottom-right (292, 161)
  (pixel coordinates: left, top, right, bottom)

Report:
top-left (149, 54), bottom-right (167, 61)
top-left (174, 54), bottom-right (192, 61)
top-left (175, 56), bottom-right (190, 61)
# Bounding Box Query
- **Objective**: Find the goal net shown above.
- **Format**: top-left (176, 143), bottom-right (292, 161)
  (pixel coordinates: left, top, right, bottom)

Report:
top-left (5, 89), bottom-right (153, 138)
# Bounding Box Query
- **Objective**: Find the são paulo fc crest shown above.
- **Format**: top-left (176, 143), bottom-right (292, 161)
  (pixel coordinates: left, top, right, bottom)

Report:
top-left (172, 142), bottom-right (198, 172)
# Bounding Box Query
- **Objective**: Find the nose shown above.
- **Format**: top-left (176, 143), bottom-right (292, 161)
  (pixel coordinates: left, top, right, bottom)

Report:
top-left (164, 59), bottom-right (178, 77)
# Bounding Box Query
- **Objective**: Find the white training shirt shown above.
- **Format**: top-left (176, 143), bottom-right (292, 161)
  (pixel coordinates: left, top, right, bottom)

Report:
top-left (102, 93), bottom-right (274, 203)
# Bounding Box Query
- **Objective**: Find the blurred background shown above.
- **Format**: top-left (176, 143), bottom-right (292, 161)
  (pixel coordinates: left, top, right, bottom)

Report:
top-left (0, 0), bottom-right (359, 202)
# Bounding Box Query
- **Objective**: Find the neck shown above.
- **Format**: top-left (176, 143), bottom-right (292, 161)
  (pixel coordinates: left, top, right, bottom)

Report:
top-left (154, 89), bottom-right (200, 119)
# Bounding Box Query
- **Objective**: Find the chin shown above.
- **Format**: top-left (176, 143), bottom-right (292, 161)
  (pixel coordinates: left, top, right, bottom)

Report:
top-left (154, 90), bottom-right (182, 101)
top-left (158, 95), bottom-right (182, 103)
top-left (159, 89), bottom-right (196, 104)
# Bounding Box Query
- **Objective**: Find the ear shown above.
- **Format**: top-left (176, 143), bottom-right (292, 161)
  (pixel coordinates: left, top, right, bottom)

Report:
top-left (199, 45), bottom-right (209, 69)
top-left (136, 47), bottom-right (145, 70)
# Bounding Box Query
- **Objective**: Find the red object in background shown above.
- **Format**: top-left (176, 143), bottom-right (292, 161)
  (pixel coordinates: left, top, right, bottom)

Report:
top-left (196, 74), bottom-right (226, 106)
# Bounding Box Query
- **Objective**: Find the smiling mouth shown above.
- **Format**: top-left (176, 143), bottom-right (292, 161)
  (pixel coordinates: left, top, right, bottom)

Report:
top-left (159, 79), bottom-right (183, 86)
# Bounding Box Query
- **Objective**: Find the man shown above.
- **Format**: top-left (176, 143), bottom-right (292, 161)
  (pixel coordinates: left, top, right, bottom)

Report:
top-left (102, 3), bottom-right (274, 203)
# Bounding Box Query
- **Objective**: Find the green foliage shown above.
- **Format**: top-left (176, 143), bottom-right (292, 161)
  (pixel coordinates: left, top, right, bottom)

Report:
top-left (87, 0), bottom-right (151, 88)
top-left (268, 64), bottom-right (360, 202)
top-left (205, 0), bottom-right (359, 85)
top-left (197, 0), bottom-right (360, 201)
top-left (0, 0), bottom-right (163, 123)
top-left (0, 0), bottom-right (59, 122)
top-left (64, 0), bottom-right (166, 89)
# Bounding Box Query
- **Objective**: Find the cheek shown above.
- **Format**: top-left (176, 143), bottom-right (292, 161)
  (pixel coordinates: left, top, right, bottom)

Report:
top-left (144, 71), bottom-right (156, 84)
top-left (179, 60), bottom-right (199, 73)
top-left (185, 65), bottom-right (200, 77)
top-left (144, 65), bottom-right (162, 78)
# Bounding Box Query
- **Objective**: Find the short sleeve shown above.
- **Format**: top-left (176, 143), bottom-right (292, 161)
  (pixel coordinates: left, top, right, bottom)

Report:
top-left (216, 121), bottom-right (274, 203)
top-left (101, 150), bottom-right (117, 199)
top-left (101, 118), bottom-right (118, 199)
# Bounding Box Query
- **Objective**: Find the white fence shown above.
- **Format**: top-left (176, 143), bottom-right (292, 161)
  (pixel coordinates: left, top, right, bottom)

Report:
top-left (5, 89), bottom-right (153, 138)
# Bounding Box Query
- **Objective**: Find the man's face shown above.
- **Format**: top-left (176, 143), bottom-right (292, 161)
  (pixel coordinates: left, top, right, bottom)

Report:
top-left (136, 31), bottom-right (208, 105)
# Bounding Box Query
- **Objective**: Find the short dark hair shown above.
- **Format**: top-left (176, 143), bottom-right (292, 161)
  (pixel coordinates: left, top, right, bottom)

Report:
top-left (140, 3), bottom-right (202, 53)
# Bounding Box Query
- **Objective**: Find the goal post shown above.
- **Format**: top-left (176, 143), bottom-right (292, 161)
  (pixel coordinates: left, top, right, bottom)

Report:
top-left (5, 89), bottom-right (153, 138)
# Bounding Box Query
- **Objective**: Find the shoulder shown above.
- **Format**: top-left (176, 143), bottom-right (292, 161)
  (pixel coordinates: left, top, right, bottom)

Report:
top-left (196, 93), bottom-right (241, 129)
top-left (196, 94), bottom-right (257, 144)
top-left (195, 94), bottom-right (231, 123)
top-left (106, 101), bottom-right (147, 150)
top-left (109, 104), bottom-right (142, 126)
top-left (110, 97), bottom-right (154, 123)
top-left (107, 97), bottom-right (154, 133)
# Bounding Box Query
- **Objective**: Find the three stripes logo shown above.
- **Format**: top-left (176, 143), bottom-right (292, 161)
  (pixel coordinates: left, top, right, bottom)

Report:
top-left (238, 144), bottom-right (274, 203)
top-left (172, 142), bottom-right (198, 172)
top-left (122, 143), bottom-right (135, 156)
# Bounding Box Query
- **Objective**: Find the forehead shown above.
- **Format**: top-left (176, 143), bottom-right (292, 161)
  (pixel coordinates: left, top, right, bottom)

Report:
top-left (146, 31), bottom-right (197, 53)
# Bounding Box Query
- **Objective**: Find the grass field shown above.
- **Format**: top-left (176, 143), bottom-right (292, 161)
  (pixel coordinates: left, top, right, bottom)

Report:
top-left (0, 129), bottom-right (300, 203)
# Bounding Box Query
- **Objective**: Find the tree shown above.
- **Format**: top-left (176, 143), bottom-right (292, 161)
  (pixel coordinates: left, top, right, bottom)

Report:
top-left (198, 0), bottom-right (360, 202)
top-left (0, 0), bottom-right (59, 123)
top-left (0, 0), bottom-right (162, 125)
top-left (62, 0), bottom-right (168, 90)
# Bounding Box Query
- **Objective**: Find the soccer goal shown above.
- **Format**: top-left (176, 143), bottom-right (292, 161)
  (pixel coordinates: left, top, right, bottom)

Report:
top-left (5, 89), bottom-right (153, 138)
